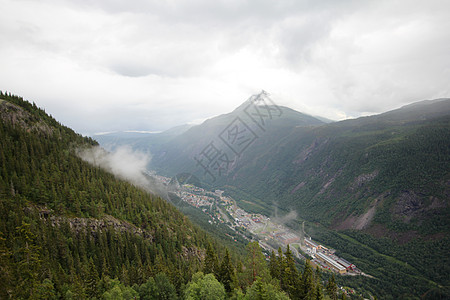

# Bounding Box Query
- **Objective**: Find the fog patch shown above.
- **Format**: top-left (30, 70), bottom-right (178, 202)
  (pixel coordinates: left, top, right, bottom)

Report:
top-left (77, 145), bottom-right (152, 189)
top-left (277, 210), bottom-right (298, 224)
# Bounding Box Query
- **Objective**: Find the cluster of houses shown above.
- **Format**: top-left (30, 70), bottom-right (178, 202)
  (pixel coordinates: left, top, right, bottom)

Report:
top-left (176, 191), bottom-right (214, 208)
top-left (155, 173), bottom-right (362, 278)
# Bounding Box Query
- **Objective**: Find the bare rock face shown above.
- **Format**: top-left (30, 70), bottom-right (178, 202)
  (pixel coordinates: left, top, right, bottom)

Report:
top-left (292, 138), bottom-right (329, 165)
top-left (350, 170), bottom-right (379, 190)
top-left (335, 194), bottom-right (386, 231)
top-left (0, 101), bottom-right (54, 135)
top-left (290, 181), bottom-right (305, 194)
top-left (393, 190), bottom-right (447, 223)
top-left (393, 191), bottom-right (424, 219)
top-left (36, 207), bottom-right (154, 241)
top-left (63, 215), bottom-right (154, 240)
top-left (180, 246), bottom-right (204, 262)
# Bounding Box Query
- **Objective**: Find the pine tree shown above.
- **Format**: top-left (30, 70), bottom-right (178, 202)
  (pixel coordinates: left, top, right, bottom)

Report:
top-left (13, 221), bottom-right (42, 298)
top-left (35, 278), bottom-right (57, 299)
top-left (269, 250), bottom-right (280, 280)
top-left (281, 245), bottom-right (300, 299)
top-left (218, 248), bottom-right (236, 294)
top-left (250, 279), bottom-right (268, 300)
top-left (84, 257), bottom-right (99, 298)
top-left (276, 247), bottom-right (285, 289)
top-left (326, 274), bottom-right (338, 300)
top-left (0, 231), bottom-right (13, 299)
top-left (203, 242), bottom-right (218, 276)
top-left (243, 241), bottom-right (270, 285)
top-left (301, 259), bottom-right (315, 299)
top-left (153, 272), bottom-right (178, 300)
top-left (315, 282), bottom-right (324, 300)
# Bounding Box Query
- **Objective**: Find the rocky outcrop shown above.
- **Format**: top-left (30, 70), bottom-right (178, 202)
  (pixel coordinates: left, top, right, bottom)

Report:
top-left (292, 138), bottom-right (328, 164)
top-left (0, 100), bottom-right (54, 135)
top-left (393, 191), bottom-right (447, 223)
top-left (36, 206), bottom-right (154, 241)
top-left (318, 168), bottom-right (344, 195)
top-left (350, 170), bottom-right (379, 190)
top-left (335, 193), bottom-right (387, 230)
top-left (290, 181), bottom-right (305, 194)
top-left (180, 246), bottom-right (204, 262)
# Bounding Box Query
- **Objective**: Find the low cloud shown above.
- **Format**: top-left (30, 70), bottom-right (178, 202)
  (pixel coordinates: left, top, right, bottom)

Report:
top-left (78, 145), bottom-right (174, 200)
top-left (271, 202), bottom-right (299, 225)
top-left (77, 145), bottom-right (151, 188)
top-left (276, 210), bottom-right (299, 226)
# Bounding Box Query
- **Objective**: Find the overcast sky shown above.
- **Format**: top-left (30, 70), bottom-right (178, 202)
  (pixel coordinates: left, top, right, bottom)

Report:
top-left (1, 0), bottom-right (449, 135)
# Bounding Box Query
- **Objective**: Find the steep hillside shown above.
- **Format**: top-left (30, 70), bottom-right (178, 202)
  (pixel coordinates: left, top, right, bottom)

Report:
top-left (138, 95), bottom-right (449, 238)
top-left (217, 98), bottom-right (450, 297)
top-left (0, 92), bottom-right (228, 298)
top-left (220, 98), bottom-right (450, 297)
top-left (221, 98), bottom-right (450, 232)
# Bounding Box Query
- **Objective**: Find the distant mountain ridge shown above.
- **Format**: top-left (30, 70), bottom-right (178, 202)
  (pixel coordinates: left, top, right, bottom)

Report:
top-left (97, 93), bottom-right (450, 237)
top-left (96, 93), bottom-right (450, 297)
top-left (98, 94), bottom-right (450, 233)
top-left (149, 92), bottom-right (325, 178)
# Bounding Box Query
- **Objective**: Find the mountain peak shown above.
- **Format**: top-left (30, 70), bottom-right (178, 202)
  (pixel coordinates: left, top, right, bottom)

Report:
top-left (234, 90), bottom-right (275, 112)
top-left (248, 90), bottom-right (271, 105)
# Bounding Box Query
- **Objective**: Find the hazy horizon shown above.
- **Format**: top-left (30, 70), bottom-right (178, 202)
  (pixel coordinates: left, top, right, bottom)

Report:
top-left (90, 94), bottom-right (450, 137)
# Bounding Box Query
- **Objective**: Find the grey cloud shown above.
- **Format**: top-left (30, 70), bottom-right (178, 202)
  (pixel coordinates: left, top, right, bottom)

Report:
top-left (0, 0), bottom-right (449, 133)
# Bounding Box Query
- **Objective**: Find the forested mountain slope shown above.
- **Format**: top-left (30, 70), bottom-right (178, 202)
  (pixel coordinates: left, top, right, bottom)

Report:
top-left (224, 99), bottom-right (450, 228)
top-left (227, 100), bottom-right (450, 234)
top-left (0, 92), bottom-right (225, 298)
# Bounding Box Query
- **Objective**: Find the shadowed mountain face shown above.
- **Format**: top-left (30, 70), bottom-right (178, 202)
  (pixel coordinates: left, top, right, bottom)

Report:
top-left (208, 98), bottom-right (450, 226)
top-left (150, 92), bottom-right (326, 179)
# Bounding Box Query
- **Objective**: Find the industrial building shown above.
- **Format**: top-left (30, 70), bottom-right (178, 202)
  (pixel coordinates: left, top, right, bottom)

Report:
top-left (316, 252), bottom-right (346, 274)
top-left (305, 237), bottom-right (357, 274)
top-left (305, 237), bottom-right (319, 253)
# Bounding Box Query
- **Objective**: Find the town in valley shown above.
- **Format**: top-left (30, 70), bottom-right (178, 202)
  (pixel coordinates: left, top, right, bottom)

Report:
top-left (151, 172), bottom-right (364, 277)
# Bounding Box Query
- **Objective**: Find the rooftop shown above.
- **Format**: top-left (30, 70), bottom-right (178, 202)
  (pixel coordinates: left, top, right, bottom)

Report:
top-left (317, 253), bottom-right (346, 271)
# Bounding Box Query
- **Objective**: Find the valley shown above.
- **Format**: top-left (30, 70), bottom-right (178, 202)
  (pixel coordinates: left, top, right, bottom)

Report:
top-left (2, 91), bottom-right (447, 299)
top-left (149, 172), bottom-right (364, 277)
top-left (94, 93), bottom-right (450, 298)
